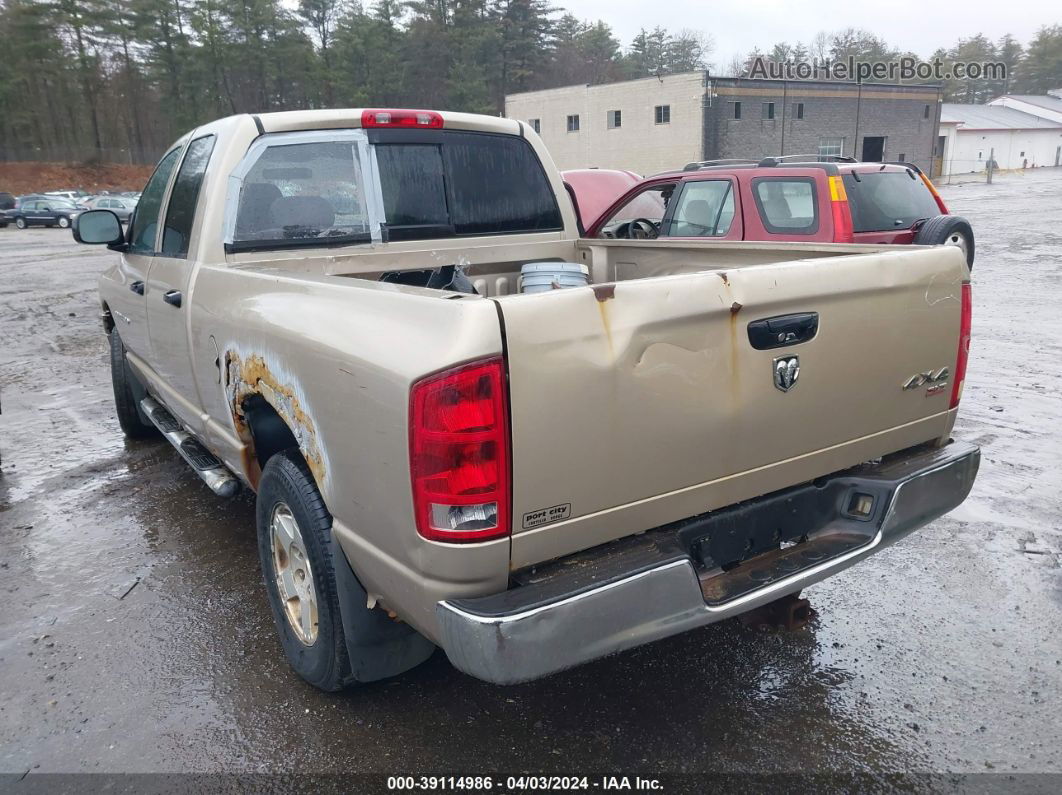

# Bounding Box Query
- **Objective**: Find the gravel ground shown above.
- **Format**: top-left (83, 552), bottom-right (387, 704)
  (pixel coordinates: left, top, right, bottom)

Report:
top-left (1, 169), bottom-right (1060, 787)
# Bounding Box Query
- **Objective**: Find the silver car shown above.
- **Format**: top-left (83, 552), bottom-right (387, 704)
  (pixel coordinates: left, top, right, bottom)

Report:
top-left (83, 195), bottom-right (138, 223)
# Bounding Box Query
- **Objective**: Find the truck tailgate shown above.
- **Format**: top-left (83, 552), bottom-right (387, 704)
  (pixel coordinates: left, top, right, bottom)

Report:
top-left (496, 246), bottom-right (967, 568)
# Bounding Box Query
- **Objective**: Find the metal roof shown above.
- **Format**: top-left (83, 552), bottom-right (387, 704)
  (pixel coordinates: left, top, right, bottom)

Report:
top-left (940, 103), bottom-right (1062, 130)
top-left (994, 94), bottom-right (1062, 113)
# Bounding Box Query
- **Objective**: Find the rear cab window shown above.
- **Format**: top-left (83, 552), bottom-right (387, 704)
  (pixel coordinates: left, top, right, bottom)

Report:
top-left (842, 170), bottom-right (941, 232)
top-left (751, 177), bottom-right (819, 235)
top-left (226, 128), bottom-right (562, 251)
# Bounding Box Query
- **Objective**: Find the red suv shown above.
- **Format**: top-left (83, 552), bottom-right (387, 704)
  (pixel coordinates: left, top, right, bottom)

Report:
top-left (564, 157), bottom-right (974, 267)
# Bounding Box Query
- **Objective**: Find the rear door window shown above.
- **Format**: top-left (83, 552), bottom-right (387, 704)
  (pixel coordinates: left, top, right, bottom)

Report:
top-left (162, 135), bottom-right (216, 257)
top-left (229, 135), bottom-right (372, 250)
top-left (752, 178), bottom-right (818, 234)
top-left (665, 180), bottom-right (735, 237)
top-left (842, 170), bottom-right (941, 231)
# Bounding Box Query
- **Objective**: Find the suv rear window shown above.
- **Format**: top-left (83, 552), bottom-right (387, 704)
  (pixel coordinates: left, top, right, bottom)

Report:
top-left (376, 132), bottom-right (562, 240)
top-left (751, 178), bottom-right (818, 234)
top-left (842, 170), bottom-right (940, 232)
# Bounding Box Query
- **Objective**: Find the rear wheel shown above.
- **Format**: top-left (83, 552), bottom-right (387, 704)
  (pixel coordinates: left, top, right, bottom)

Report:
top-left (58, 216), bottom-right (70, 228)
top-left (256, 449), bottom-right (435, 690)
top-left (914, 215), bottom-right (975, 269)
top-left (109, 330), bottom-right (157, 439)
top-left (257, 450), bottom-right (352, 691)
top-left (15, 217), bottom-right (27, 229)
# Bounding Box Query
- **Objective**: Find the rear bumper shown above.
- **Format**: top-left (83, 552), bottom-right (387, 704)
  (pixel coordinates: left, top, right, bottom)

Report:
top-left (436, 440), bottom-right (979, 684)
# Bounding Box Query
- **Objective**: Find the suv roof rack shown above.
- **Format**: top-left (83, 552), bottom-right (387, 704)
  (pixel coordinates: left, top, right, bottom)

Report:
top-left (758, 154), bottom-right (859, 166)
top-left (883, 160), bottom-right (923, 174)
top-left (682, 158), bottom-right (761, 171)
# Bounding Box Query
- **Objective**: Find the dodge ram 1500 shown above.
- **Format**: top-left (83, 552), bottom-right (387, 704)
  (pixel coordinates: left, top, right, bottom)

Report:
top-left (72, 108), bottom-right (979, 689)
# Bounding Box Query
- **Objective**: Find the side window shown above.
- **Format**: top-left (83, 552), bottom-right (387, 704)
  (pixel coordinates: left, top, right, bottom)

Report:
top-left (231, 140), bottom-right (371, 248)
top-left (665, 180), bottom-right (734, 237)
top-left (162, 135), bottom-right (216, 257)
top-left (130, 148), bottom-right (182, 254)
top-left (752, 178), bottom-right (818, 234)
top-left (597, 184), bottom-right (675, 239)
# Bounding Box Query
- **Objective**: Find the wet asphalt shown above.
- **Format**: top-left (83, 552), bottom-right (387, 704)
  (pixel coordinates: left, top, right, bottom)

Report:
top-left (1, 170), bottom-right (1060, 784)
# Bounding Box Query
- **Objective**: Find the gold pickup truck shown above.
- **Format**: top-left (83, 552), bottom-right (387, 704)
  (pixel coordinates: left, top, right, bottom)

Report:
top-left (72, 109), bottom-right (978, 689)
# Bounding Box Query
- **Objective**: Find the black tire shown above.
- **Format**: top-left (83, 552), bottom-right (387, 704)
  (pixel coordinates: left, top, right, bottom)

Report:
top-left (256, 451), bottom-right (353, 691)
top-left (914, 215), bottom-right (975, 269)
top-left (108, 330), bottom-right (157, 439)
top-left (15, 217), bottom-right (26, 229)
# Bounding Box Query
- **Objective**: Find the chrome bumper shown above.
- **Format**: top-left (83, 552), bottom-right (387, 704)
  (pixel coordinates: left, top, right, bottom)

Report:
top-left (436, 441), bottom-right (980, 685)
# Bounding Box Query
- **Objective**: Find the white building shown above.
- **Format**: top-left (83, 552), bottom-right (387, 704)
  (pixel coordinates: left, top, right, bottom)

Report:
top-left (505, 73), bottom-right (707, 175)
top-left (988, 91), bottom-right (1062, 124)
top-left (938, 103), bottom-right (1062, 176)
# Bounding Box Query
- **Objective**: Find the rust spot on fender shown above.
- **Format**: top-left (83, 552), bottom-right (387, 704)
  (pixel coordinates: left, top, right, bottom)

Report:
top-left (730, 301), bottom-right (743, 314)
top-left (225, 351), bottom-right (326, 487)
top-left (592, 283), bottom-right (616, 302)
top-left (718, 271), bottom-right (730, 286)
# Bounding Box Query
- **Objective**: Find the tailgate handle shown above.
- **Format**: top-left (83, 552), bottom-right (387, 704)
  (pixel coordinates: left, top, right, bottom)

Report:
top-left (747, 312), bottom-right (819, 350)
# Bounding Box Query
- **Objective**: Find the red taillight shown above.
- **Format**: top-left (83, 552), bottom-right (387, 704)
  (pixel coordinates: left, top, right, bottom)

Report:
top-left (410, 358), bottom-right (510, 542)
top-left (361, 109), bottom-right (444, 129)
top-left (950, 282), bottom-right (972, 409)
top-left (828, 175), bottom-right (854, 243)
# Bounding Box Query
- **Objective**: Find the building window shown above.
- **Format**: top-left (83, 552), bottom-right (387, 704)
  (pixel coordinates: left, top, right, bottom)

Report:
top-left (795, 102), bottom-right (805, 120)
top-left (731, 101), bottom-right (741, 120)
top-left (654, 105), bottom-right (671, 124)
top-left (762, 102), bottom-right (775, 120)
top-left (607, 110), bottom-right (622, 129)
top-left (1020, 150), bottom-right (1025, 157)
top-left (898, 153), bottom-right (906, 162)
top-left (924, 104), bottom-right (930, 119)
top-left (529, 118), bottom-right (540, 134)
top-left (566, 114), bottom-right (580, 133)
top-left (818, 137), bottom-right (845, 157)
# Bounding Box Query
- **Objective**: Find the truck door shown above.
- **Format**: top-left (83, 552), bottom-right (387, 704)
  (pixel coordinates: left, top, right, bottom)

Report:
top-left (112, 147), bottom-right (182, 363)
top-left (145, 134), bottom-right (216, 432)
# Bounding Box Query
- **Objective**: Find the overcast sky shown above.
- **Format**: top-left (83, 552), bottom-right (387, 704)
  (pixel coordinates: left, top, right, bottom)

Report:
top-left (561, 0), bottom-right (1058, 68)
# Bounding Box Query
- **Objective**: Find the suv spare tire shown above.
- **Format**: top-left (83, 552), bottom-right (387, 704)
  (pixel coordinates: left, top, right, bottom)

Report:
top-left (914, 215), bottom-right (975, 270)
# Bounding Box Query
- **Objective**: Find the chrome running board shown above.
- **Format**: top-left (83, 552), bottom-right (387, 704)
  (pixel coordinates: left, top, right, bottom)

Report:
top-left (140, 397), bottom-right (240, 498)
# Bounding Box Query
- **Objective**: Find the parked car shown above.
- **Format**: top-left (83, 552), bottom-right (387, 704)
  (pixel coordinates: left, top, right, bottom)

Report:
top-left (72, 109), bottom-right (978, 690)
top-left (568, 156), bottom-right (975, 267)
top-left (0, 191), bottom-right (14, 228)
top-left (44, 189), bottom-right (89, 201)
top-left (9, 196), bottom-right (83, 228)
top-left (80, 195), bottom-right (138, 222)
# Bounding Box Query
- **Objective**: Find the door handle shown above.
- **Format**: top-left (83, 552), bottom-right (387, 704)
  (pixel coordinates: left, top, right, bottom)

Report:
top-left (163, 290), bottom-right (182, 308)
top-left (129, 280), bottom-right (145, 295)
top-left (747, 312), bottom-right (819, 350)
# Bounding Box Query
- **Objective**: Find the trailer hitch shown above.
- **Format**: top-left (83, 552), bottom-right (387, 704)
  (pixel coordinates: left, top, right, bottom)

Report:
top-left (738, 592), bottom-right (816, 631)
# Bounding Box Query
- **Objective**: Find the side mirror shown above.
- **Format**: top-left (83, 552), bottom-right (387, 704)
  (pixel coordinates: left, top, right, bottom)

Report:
top-left (73, 209), bottom-right (124, 246)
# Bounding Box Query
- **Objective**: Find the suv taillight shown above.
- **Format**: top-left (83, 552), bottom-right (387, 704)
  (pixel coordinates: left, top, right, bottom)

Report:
top-left (828, 175), bottom-right (854, 243)
top-left (410, 358), bottom-right (510, 542)
top-left (920, 173), bottom-right (950, 215)
top-left (950, 282), bottom-right (972, 409)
